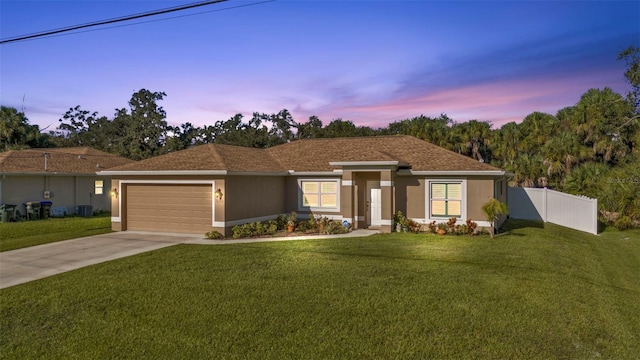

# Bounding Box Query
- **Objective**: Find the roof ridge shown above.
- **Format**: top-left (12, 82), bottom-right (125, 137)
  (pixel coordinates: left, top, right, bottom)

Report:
top-left (204, 143), bottom-right (227, 170)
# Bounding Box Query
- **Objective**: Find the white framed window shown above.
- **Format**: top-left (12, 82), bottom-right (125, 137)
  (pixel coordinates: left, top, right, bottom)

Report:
top-left (428, 181), bottom-right (464, 219)
top-left (299, 179), bottom-right (340, 211)
top-left (95, 180), bottom-right (104, 195)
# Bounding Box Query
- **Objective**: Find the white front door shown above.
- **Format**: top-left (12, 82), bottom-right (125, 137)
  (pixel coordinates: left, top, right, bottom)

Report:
top-left (370, 188), bottom-right (382, 226)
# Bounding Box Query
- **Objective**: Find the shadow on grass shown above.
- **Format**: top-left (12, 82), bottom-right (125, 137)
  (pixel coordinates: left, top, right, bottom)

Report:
top-left (499, 219), bottom-right (544, 236)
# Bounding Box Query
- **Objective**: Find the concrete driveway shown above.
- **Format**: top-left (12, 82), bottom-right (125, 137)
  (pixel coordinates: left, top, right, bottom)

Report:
top-left (0, 231), bottom-right (201, 289)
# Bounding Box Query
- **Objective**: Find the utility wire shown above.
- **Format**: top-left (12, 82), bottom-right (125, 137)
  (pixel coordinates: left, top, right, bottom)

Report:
top-left (18, 0), bottom-right (276, 43)
top-left (0, 0), bottom-right (232, 45)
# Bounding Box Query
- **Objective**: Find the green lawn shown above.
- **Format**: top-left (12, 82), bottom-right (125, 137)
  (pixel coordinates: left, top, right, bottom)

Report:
top-left (1, 220), bottom-right (639, 359)
top-left (0, 214), bottom-right (111, 252)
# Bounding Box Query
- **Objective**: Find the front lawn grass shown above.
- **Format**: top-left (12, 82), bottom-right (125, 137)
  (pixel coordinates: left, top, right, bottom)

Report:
top-left (0, 214), bottom-right (111, 252)
top-left (1, 220), bottom-right (639, 359)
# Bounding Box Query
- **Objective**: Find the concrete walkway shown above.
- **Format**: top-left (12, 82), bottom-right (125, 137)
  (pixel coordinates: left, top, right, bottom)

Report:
top-left (0, 229), bottom-right (379, 289)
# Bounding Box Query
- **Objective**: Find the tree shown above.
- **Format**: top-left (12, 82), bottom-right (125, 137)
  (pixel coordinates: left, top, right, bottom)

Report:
top-left (518, 112), bottom-right (558, 155)
top-left (386, 114), bottom-right (453, 149)
top-left (321, 119), bottom-right (376, 138)
top-left (450, 120), bottom-right (492, 162)
top-left (512, 153), bottom-right (545, 188)
top-left (55, 106), bottom-right (114, 150)
top-left (265, 109), bottom-right (297, 145)
top-left (110, 89), bottom-right (169, 160)
top-left (571, 87), bottom-right (634, 164)
top-left (541, 131), bottom-right (589, 188)
top-left (562, 162), bottom-right (609, 197)
top-left (618, 45), bottom-right (640, 113)
top-left (296, 115), bottom-right (323, 139)
top-left (481, 198), bottom-right (508, 238)
top-left (164, 122), bottom-right (206, 153)
top-left (0, 106), bottom-right (50, 150)
top-left (490, 121), bottom-right (520, 168)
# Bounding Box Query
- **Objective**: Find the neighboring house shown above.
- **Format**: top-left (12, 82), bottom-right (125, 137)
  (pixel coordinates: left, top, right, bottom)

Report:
top-left (0, 147), bottom-right (133, 217)
top-left (100, 135), bottom-right (509, 235)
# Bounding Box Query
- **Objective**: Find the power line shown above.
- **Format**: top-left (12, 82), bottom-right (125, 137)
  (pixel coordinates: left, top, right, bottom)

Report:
top-left (0, 0), bottom-right (234, 45)
top-left (20, 0), bottom-right (276, 43)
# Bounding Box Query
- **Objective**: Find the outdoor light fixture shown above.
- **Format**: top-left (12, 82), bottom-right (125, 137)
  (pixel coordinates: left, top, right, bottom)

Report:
top-left (110, 188), bottom-right (119, 199)
top-left (214, 188), bottom-right (223, 200)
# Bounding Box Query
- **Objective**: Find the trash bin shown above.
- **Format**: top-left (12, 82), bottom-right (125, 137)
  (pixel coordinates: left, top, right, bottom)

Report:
top-left (1, 204), bottom-right (16, 222)
top-left (40, 201), bottom-right (53, 219)
top-left (25, 201), bottom-right (41, 220)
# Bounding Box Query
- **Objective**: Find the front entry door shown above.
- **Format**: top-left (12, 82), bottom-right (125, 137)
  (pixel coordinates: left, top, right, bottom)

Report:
top-left (370, 188), bottom-right (382, 227)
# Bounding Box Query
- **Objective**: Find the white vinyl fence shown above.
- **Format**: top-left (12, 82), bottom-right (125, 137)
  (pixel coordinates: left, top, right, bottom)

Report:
top-left (508, 187), bottom-right (598, 235)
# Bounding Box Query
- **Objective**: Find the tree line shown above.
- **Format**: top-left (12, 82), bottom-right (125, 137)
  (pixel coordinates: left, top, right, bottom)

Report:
top-left (2, 46), bottom-right (638, 227)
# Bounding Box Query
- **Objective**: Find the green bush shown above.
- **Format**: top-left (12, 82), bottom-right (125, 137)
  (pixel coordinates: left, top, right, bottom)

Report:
top-left (275, 214), bottom-right (288, 230)
top-left (204, 231), bottom-right (224, 240)
top-left (614, 216), bottom-right (634, 230)
top-left (322, 220), bottom-right (349, 235)
top-left (232, 220), bottom-right (279, 239)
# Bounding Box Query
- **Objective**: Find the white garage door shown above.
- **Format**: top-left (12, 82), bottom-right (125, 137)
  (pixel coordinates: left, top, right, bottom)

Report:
top-left (126, 184), bottom-right (213, 234)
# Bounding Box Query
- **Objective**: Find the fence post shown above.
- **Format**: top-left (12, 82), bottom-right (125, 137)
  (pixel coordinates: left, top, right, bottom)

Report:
top-left (592, 198), bottom-right (598, 235)
top-left (542, 187), bottom-right (547, 222)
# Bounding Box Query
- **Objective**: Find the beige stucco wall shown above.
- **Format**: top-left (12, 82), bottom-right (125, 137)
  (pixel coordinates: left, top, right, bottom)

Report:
top-left (0, 174), bottom-right (111, 216)
top-left (395, 176), bottom-right (425, 220)
top-left (466, 176), bottom-right (495, 222)
top-left (224, 175), bottom-right (286, 221)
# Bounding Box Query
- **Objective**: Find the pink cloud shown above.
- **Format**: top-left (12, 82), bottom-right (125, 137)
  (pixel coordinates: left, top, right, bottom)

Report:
top-left (290, 68), bottom-right (629, 129)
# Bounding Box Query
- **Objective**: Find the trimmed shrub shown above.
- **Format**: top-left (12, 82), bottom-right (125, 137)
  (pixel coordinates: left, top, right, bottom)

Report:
top-left (205, 230), bottom-right (224, 240)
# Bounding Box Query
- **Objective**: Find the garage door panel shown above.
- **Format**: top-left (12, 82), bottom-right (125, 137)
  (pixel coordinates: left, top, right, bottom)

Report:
top-left (126, 184), bottom-right (213, 234)
top-left (126, 211), bottom-right (211, 222)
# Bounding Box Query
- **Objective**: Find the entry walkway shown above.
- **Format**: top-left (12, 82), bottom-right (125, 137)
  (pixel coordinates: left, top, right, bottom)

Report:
top-left (0, 229), bottom-right (380, 289)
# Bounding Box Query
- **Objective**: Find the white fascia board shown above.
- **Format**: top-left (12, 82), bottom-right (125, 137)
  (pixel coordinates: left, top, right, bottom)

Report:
top-left (227, 171), bottom-right (289, 176)
top-left (407, 170), bottom-right (506, 176)
top-left (96, 170), bottom-right (228, 176)
top-left (329, 161), bottom-right (405, 167)
top-left (288, 170), bottom-right (342, 176)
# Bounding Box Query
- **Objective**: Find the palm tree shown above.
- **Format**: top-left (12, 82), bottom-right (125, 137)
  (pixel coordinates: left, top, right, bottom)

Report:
top-left (481, 198), bottom-right (508, 238)
top-left (572, 87), bottom-right (635, 164)
top-left (450, 120), bottom-right (492, 162)
top-left (513, 153), bottom-right (545, 188)
top-left (541, 131), bottom-right (590, 188)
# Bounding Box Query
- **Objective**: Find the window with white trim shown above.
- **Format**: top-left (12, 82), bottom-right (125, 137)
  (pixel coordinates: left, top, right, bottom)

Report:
top-left (430, 182), bottom-right (462, 218)
top-left (300, 180), bottom-right (339, 210)
top-left (94, 180), bottom-right (104, 195)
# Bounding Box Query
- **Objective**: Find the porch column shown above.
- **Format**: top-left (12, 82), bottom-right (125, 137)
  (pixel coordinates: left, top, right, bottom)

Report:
top-left (340, 170), bottom-right (354, 227)
top-left (380, 170), bottom-right (394, 233)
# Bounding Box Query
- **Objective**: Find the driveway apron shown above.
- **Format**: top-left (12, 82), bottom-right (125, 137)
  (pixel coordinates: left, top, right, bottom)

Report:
top-left (0, 232), bottom-right (199, 289)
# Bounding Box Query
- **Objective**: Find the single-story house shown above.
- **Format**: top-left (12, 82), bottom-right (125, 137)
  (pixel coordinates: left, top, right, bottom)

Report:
top-left (0, 147), bottom-right (133, 217)
top-left (99, 135), bottom-right (508, 235)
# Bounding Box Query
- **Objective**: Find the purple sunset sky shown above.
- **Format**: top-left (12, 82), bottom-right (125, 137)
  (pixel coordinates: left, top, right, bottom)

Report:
top-left (1, 0), bottom-right (638, 131)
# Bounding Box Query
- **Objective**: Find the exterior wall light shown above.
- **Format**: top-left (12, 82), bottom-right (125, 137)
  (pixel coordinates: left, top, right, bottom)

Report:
top-left (214, 188), bottom-right (223, 201)
top-left (110, 188), bottom-right (119, 198)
